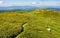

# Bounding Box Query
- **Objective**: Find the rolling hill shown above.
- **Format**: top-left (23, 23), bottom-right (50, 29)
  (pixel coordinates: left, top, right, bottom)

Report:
top-left (0, 10), bottom-right (60, 38)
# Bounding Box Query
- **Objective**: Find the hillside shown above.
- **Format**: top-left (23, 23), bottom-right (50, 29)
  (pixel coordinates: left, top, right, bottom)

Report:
top-left (0, 10), bottom-right (60, 38)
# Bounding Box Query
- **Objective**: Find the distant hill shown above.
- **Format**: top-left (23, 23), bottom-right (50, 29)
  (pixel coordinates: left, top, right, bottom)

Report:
top-left (0, 6), bottom-right (38, 12)
top-left (46, 8), bottom-right (60, 11)
top-left (0, 6), bottom-right (60, 12)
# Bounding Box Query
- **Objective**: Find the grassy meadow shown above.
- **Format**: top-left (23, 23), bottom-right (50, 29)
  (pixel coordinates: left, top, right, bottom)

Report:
top-left (0, 10), bottom-right (60, 38)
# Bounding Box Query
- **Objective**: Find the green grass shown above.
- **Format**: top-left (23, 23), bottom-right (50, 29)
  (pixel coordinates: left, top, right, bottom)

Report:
top-left (0, 10), bottom-right (60, 38)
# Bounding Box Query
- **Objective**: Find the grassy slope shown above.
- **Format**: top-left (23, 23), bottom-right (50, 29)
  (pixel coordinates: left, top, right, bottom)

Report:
top-left (0, 10), bottom-right (60, 38)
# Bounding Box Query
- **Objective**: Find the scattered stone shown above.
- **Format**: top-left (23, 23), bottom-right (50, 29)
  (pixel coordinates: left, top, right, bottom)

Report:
top-left (47, 28), bottom-right (51, 31)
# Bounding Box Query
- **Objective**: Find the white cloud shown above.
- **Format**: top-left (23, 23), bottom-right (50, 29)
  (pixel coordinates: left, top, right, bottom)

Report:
top-left (0, 1), bottom-right (3, 4)
top-left (37, 2), bottom-right (60, 6)
top-left (31, 2), bottom-right (37, 5)
top-left (0, 1), bottom-right (60, 7)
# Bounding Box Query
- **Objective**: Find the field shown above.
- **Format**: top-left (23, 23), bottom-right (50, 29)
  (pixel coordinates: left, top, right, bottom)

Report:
top-left (0, 10), bottom-right (60, 38)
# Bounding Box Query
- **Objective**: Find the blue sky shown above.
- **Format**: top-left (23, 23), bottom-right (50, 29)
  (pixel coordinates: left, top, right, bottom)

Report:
top-left (0, 0), bottom-right (60, 6)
